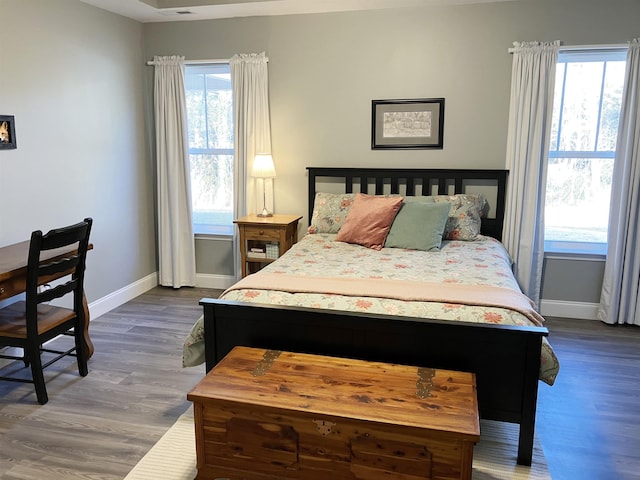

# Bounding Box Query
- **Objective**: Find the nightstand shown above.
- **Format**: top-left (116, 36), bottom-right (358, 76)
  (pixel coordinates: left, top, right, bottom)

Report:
top-left (234, 214), bottom-right (302, 278)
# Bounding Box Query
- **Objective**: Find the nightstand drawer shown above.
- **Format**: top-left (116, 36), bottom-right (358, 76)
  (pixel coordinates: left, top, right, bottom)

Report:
top-left (243, 225), bottom-right (282, 241)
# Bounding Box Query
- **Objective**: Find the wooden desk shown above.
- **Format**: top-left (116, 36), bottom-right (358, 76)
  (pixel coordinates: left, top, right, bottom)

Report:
top-left (0, 240), bottom-right (94, 358)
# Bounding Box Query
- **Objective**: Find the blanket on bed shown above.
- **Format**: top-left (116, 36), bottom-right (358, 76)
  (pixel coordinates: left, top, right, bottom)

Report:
top-left (183, 235), bottom-right (560, 386)
top-left (224, 272), bottom-right (546, 327)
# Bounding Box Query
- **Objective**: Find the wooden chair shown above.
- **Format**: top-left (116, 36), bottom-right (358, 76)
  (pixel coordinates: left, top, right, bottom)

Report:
top-left (0, 218), bottom-right (93, 404)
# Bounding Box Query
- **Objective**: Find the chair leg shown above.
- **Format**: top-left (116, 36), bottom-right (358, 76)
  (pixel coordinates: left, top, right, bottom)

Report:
top-left (75, 327), bottom-right (88, 377)
top-left (27, 344), bottom-right (48, 405)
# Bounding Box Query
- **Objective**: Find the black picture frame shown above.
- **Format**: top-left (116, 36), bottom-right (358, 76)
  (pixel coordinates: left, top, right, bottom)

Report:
top-left (372, 98), bottom-right (444, 150)
top-left (0, 115), bottom-right (17, 150)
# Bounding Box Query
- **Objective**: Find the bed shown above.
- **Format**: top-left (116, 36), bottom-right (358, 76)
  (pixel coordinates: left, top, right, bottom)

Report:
top-left (184, 167), bottom-right (559, 466)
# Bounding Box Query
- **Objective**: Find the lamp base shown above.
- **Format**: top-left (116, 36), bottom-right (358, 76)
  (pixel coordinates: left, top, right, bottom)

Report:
top-left (257, 208), bottom-right (273, 218)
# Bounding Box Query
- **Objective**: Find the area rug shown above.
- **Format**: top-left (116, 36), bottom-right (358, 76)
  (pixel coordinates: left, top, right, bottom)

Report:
top-left (125, 409), bottom-right (551, 480)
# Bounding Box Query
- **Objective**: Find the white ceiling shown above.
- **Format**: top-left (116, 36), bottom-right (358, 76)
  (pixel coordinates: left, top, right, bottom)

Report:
top-left (78, 0), bottom-right (518, 23)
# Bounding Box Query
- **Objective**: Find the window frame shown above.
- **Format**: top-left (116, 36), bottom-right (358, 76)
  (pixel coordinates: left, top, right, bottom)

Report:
top-left (184, 62), bottom-right (235, 237)
top-left (544, 47), bottom-right (627, 255)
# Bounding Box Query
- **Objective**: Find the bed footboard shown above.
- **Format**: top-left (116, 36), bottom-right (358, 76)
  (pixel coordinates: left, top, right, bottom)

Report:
top-left (200, 298), bottom-right (547, 466)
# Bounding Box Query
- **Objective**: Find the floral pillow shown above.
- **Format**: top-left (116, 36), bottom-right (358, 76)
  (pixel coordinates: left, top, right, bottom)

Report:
top-left (432, 194), bottom-right (488, 240)
top-left (307, 192), bottom-right (356, 234)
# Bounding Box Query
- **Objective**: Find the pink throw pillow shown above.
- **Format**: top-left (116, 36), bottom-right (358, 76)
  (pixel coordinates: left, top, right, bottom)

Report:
top-left (335, 193), bottom-right (403, 250)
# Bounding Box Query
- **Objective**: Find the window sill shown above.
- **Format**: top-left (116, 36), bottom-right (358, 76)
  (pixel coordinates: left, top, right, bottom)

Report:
top-left (544, 240), bottom-right (606, 261)
top-left (195, 233), bottom-right (233, 241)
top-left (194, 224), bottom-right (234, 238)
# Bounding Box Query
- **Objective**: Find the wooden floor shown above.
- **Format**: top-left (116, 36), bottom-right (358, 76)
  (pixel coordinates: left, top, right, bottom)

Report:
top-left (0, 286), bottom-right (212, 480)
top-left (537, 315), bottom-right (640, 480)
top-left (0, 286), bottom-right (639, 479)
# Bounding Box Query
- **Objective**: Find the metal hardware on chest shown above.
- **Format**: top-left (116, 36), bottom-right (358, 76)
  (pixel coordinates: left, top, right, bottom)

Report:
top-left (312, 419), bottom-right (336, 436)
top-left (416, 367), bottom-right (436, 398)
top-left (251, 349), bottom-right (281, 376)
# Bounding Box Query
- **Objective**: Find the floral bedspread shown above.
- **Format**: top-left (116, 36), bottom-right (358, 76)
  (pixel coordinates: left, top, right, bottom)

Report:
top-left (183, 234), bottom-right (559, 385)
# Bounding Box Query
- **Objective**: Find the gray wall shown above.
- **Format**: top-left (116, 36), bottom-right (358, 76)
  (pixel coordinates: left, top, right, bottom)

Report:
top-left (541, 257), bottom-right (605, 302)
top-left (143, 0), bottom-right (639, 311)
top-left (3, 0), bottom-right (636, 316)
top-left (1, 0), bottom-right (156, 305)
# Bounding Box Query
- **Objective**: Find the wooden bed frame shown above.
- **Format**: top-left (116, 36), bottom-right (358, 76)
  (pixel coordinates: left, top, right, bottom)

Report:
top-left (200, 167), bottom-right (547, 466)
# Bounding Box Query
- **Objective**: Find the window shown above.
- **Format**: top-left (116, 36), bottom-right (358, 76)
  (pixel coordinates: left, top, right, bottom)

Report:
top-left (184, 64), bottom-right (234, 235)
top-left (544, 49), bottom-right (626, 254)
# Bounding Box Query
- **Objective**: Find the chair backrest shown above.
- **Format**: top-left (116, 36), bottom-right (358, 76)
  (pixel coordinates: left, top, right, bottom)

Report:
top-left (25, 218), bottom-right (93, 329)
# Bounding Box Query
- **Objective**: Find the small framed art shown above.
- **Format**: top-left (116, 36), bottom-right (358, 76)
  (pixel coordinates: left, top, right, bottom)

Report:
top-left (371, 98), bottom-right (444, 150)
top-left (0, 115), bottom-right (17, 150)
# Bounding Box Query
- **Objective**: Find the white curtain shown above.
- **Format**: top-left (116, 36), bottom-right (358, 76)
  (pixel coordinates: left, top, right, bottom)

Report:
top-left (153, 55), bottom-right (196, 288)
top-left (231, 52), bottom-right (272, 280)
top-left (503, 41), bottom-right (559, 307)
top-left (599, 39), bottom-right (640, 326)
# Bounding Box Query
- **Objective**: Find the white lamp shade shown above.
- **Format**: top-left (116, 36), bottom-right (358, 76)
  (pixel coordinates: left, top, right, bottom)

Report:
top-left (252, 154), bottom-right (276, 178)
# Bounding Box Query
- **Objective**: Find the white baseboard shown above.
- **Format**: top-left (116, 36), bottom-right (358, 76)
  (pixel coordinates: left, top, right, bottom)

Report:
top-left (540, 299), bottom-right (599, 320)
top-left (87, 272), bottom-right (236, 320)
top-left (195, 273), bottom-right (237, 290)
top-left (88, 272), bottom-right (158, 319)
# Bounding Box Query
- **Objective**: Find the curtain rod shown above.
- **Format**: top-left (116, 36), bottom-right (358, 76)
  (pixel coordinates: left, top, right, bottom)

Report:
top-left (146, 56), bottom-right (269, 65)
top-left (146, 58), bottom-right (229, 65)
top-left (508, 43), bottom-right (628, 53)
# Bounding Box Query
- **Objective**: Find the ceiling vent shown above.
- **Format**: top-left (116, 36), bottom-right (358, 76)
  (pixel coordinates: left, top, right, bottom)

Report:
top-left (158, 9), bottom-right (195, 15)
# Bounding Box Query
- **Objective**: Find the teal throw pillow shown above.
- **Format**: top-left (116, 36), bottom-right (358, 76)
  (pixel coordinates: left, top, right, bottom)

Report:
top-left (385, 201), bottom-right (451, 251)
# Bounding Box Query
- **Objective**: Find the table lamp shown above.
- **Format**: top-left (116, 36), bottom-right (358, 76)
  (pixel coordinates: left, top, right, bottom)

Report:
top-left (252, 154), bottom-right (276, 217)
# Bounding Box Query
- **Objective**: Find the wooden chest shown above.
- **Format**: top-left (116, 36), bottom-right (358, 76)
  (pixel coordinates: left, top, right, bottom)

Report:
top-left (187, 346), bottom-right (480, 480)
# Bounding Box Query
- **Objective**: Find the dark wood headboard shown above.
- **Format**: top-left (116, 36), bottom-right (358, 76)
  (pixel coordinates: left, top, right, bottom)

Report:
top-left (307, 167), bottom-right (508, 241)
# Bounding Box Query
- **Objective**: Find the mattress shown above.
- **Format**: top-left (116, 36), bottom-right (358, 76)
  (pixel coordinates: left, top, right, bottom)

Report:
top-left (183, 233), bottom-right (559, 385)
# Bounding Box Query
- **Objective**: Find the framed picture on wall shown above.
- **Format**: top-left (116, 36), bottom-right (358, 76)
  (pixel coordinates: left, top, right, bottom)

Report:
top-left (0, 115), bottom-right (17, 150)
top-left (371, 98), bottom-right (444, 150)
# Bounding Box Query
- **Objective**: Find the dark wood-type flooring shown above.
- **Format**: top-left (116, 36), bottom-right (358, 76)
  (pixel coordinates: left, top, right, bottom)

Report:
top-left (537, 314), bottom-right (640, 479)
top-left (0, 286), bottom-right (639, 479)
